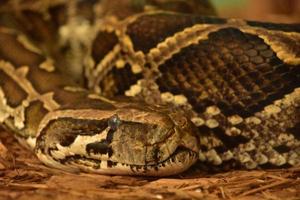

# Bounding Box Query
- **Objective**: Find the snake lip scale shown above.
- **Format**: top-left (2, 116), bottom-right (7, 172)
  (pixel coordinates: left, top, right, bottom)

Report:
top-left (0, 0), bottom-right (299, 176)
top-left (45, 147), bottom-right (198, 176)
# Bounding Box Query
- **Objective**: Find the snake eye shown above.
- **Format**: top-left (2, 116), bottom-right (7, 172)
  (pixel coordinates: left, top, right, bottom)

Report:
top-left (108, 114), bottom-right (121, 130)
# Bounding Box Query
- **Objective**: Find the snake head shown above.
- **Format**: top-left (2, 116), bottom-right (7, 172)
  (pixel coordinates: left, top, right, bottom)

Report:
top-left (35, 104), bottom-right (199, 176)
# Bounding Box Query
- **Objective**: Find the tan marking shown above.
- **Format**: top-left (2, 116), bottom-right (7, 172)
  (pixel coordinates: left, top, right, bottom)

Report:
top-left (26, 137), bottom-right (36, 150)
top-left (269, 153), bottom-right (286, 166)
top-left (242, 141), bottom-right (256, 152)
top-left (146, 24), bottom-right (217, 68)
top-left (173, 95), bottom-right (187, 105)
top-left (125, 84), bottom-right (142, 96)
top-left (205, 119), bottom-right (219, 128)
top-left (131, 64), bottom-right (142, 74)
top-left (228, 115), bottom-right (243, 125)
top-left (278, 133), bottom-right (294, 143)
top-left (221, 150), bottom-right (234, 161)
top-left (118, 32), bottom-right (146, 74)
top-left (0, 88), bottom-right (11, 122)
top-left (52, 131), bottom-right (110, 160)
top-left (17, 34), bottom-right (42, 54)
top-left (264, 104), bottom-right (282, 115)
top-left (237, 152), bottom-right (252, 163)
top-left (191, 117), bottom-right (205, 126)
top-left (245, 116), bottom-right (262, 125)
top-left (254, 152), bottom-right (268, 165)
top-left (287, 152), bottom-right (300, 166)
top-left (0, 87), bottom-right (26, 129)
top-left (225, 127), bottom-right (241, 136)
top-left (39, 58), bottom-right (55, 72)
top-left (92, 44), bottom-right (122, 90)
top-left (245, 160), bottom-right (257, 169)
top-left (205, 149), bottom-right (222, 165)
top-left (161, 92), bottom-right (174, 103)
top-left (206, 106), bottom-right (221, 116)
top-left (115, 59), bottom-right (126, 68)
top-left (198, 150), bottom-right (206, 161)
top-left (200, 135), bottom-right (223, 149)
top-left (40, 93), bottom-right (60, 111)
top-left (122, 35), bottom-right (134, 51)
top-left (198, 92), bottom-right (209, 100)
top-left (87, 94), bottom-right (116, 104)
top-left (64, 86), bottom-right (86, 92)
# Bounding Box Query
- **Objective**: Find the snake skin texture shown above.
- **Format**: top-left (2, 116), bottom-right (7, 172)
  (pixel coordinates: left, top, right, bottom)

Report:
top-left (0, 0), bottom-right (299, 175)
top-left (88, 11), bottom-right (300, 169)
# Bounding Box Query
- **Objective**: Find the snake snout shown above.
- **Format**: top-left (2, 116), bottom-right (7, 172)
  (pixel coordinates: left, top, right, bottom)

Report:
top-left (105, 108), bottom-right (199, 176)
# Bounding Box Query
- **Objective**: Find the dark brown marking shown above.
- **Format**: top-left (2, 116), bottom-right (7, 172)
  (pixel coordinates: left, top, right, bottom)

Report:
top-left (92, 31), bottom-right (118, 64)
top-left (0, 70), bottom-right (28, 107)
top-left (26, 67), bottom-right (75, 94)
top-left (0, 30), bottom-right (44, 67)
top-left (156, 28), bottom-right (300, 118)
top-left (52, 88), bottom-right (115, 110)
top-left (126, 13), bottom-right (226, 53)
top-left (16, 10), bottom-right (58, 47)
top-left (48, 3), bottom-right (68, 27)
top-left (152, 146), bottom-right (161, 163)
top-left (106, 129), bottom-right (115, 144)
top-left (247, 20), bottom-right (300, 32)
top-left (59, 134), bottom-right (78, 147)
top-left (287, 123), bottom-right (300, 140)
top-left (274, 145), bottom-right (291, 154)
top-left (86, 140), bottom-right (111, 155)
top-left (107, 160), bottom-right (113, 168)
top-left (99, 64), bottom-right (143, 97)
top-left (24, 101), bottom-right (48, 136)
top-left (106, 160), bottom-right (117, 168)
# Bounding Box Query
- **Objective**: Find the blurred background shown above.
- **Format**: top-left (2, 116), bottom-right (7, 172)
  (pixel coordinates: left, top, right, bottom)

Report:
top-left (211, 0), bottom-right (300, 23)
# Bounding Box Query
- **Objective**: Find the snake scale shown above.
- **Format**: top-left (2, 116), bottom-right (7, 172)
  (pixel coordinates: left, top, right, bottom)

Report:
top-left (0, 0), bottom-right (299, 176)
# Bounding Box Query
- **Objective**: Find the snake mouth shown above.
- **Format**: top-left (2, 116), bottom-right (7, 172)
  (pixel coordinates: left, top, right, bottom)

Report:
top-left (56, 146), bottom-right (198, 176)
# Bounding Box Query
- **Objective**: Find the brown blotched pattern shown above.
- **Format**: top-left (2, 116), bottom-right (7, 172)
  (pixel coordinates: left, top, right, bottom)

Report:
top-left (156, 28), bottom-right (300, 118)
top-left (92, 12), bottom-right (300, 170)
top-left (0, 1), bottom-right (300, 176)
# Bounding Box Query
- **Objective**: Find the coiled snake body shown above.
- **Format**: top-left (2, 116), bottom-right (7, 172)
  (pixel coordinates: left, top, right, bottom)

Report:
top-left (0, 0), bottom-right (299, 176)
